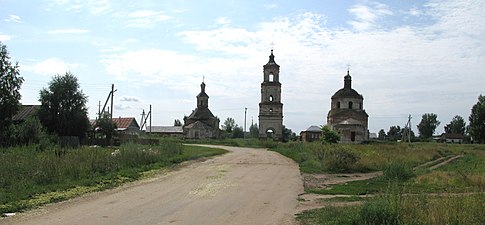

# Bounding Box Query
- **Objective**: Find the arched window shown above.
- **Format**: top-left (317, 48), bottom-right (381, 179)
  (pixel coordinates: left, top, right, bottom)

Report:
top-left (359, 103), bottom-right (362, 109)
top-left (269, 95), bottom-right (273, 102)
top-left (269, 108), bottom-right (273, 112)
top-left (269, 73), bottom-right (274, 82)
top-left (337, 102), bottom-right (341, 109)
top-left (349, 101), bottom-right (353, 109)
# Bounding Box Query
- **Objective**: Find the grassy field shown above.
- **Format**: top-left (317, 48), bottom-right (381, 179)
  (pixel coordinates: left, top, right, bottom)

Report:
top-left (285, 142), bottom-right (485, 225)
top-left (0, 140), bottom-right (227, 214)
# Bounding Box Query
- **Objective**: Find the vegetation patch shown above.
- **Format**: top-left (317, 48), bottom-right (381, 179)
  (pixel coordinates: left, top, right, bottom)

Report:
top-left (0, 142), bottom-right (226, 214)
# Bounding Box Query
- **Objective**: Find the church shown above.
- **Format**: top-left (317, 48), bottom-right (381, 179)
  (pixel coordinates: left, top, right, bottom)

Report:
top-left (183, 82), bottom-right (220, 139)
top-left (327, 70), bottom-right (369, 143)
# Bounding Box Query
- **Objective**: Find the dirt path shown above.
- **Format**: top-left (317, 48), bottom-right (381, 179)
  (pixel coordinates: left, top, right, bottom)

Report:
top-left (1, 145), bottom-right (303, 225)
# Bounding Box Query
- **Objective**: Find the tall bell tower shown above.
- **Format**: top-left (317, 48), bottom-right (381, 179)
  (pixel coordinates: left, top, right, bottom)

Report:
top-left (259, 49), bottom-right (283, 140)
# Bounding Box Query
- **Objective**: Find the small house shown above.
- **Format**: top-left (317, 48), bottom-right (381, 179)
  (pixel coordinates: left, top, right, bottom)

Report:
top-left (300, 126), bottom-right (322, 142)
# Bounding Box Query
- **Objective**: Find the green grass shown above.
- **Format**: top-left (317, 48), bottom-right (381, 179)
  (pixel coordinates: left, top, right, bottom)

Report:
top-left (0, 141), bottom-right (226, 214)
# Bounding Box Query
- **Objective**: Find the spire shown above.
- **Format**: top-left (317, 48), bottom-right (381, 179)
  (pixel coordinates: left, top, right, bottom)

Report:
top-left (200, 81), bottom-right (206, 93)
top-left (344, 70), bottom-right (352, 89)
top-left (268, 49), bottom-right (275, 64)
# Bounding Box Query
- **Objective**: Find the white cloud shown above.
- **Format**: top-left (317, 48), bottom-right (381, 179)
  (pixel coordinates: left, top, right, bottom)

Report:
top-left (23, 58), bottom-right (82, 76)
top-left (47, 0), bottom-right (112, 15)
top-left (348, 2), bottom-right (393, 31)
top-left (4, 15), bottom-right (22, 23)
top-left (119, 96), bottom-right (141, 102)
top-left (120, 10), bottom-right (171, 28)
top-left (101, 0), bottom-right (485, 133)
top-left (215, 17), bottom-right (231, 26)
top-left (48, 29), bottom-right (90, 35)
top-left (0, 33), bottom-right (12, 42)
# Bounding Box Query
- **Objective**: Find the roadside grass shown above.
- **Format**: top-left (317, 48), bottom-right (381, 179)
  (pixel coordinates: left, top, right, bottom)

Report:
top-left (296, 143), bottom-right (485, 225)
top-left (299, 187), bottom-right (485, 225)
top-left (0, 142), bottom-right (226, 214)
top-left (271, 142), bottom-right (465, 173)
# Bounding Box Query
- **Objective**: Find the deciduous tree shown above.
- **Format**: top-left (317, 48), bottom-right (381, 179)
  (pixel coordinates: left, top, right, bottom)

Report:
top-left (249, 123), bottom-right (259, 138)
top-left (222, 117), bottom-right (235, 133)
top-left (321, 125), bottom-right (340, 143)
top-left (0, 42), bottom-right (23, 127)
top-left (444, 115), bottom-right (466, 135)
top-left (38, 72), bottom-right (89, 140)
top-left (469, 95), bottom-right (485, 143)
top-left (417, 113), bottom-right (440, 139)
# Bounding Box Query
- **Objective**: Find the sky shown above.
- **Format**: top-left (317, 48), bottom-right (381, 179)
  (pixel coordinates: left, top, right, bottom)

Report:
top-left (1, 0), bottom-right (484, 135)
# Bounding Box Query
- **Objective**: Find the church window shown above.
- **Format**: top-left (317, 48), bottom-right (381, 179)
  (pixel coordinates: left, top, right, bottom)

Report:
top-left (337, 102), bottom-right (340, 109)
top-left (351, 132), bottom-right (356, 142)
top-left (269, 73), bottom-right (274, 82)
top-left (349, 101), bottom-right (353, 109)
top-left (269, 108), bottom-right (273, 112)
top-left (359, 103), bottom-right (362, 109)
top-left (269, 95), bottom-right (273, 102)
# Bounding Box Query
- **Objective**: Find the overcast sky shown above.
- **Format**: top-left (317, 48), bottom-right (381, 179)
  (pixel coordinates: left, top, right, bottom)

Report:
top-left (1, 0), bottom-right (484, 135)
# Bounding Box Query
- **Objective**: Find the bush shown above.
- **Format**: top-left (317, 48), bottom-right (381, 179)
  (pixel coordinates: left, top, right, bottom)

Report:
top-left (324, 147), bottom-right (360, 172)
top-left (383, 162), bottom-right (414, 181)
top-left (358, 199), bottom-right (399, 225)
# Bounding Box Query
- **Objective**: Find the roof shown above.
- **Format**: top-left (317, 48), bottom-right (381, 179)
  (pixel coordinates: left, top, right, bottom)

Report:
top-left (12, 105), bottom-right (40, 121)
top-left (264, 49), bottom-right (279, 67)
top-left (305, 126), bottom-right (321, 132)
top-left (332, 88), bottom-right (363, 99)
top-left (112, 117), bottom-right (139, 130)
top-left (146, 126), bottom-right (183, 133)
top-left (441, 133), bottom-right (465, 139)
top-left (187, 107), bottom-right (216, 120)
top-left (184, 120), bottom-right (213, 129)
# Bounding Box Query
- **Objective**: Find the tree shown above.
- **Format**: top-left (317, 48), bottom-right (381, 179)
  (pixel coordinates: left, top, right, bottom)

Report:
top-left (387, 126), bottom-right (401, 141)
top-left (39, 72), bottom-right (89, 140)
top-left (232, 125), bottom-right (244, 138)
top-left (174, 119), bottom-right (182, 126)
top-left (444, 115), bottom-right (466, 135)
top-left (95, 113), bottom-right (117, 145)
top-left (378, 129), bottom-right (386, 140)
top-left (0, 42), bottom-right (23, 127)
top-left (321, 125), bottom-right (340, 143)
top-left (469, 95), bottom-right (485, 143)
top-left (417, 113), bottom-right (440, 139)
top-left (249, 123), bottom-right (259, 138)
top-left (222, 117), bottom-right (235, 133)
top-left (282, 125), bottom-right (297, 142)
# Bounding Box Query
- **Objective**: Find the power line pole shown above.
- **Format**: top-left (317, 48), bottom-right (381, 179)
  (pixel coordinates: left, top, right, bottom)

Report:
top-left (244, 107), bottom-right (247, 138)
top-left (140, 110), bottom-right (146, 131)
top-left (110, 84), bottom-right (114, 120)
top-left (402, 114), bottom-right (412, 143)
top-left (149, 104), bottom-right (152, 133)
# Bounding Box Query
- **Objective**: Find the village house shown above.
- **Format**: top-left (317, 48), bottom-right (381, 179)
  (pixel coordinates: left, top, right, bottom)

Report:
top-left (300, 126), bottom-right (322, 142)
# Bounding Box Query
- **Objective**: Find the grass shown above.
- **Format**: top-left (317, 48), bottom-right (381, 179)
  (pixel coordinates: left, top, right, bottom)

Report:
top-left (295, 142), bottom-right (485, 225)
top-left (0, 141), bottom-right (227, 214)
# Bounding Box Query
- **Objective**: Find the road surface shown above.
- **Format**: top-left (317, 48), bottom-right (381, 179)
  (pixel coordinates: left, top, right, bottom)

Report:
top-left (2, 145), bottom-right (303, 225)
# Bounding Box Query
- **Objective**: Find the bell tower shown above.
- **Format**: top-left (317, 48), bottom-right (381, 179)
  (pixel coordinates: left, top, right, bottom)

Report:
top-left (259, 49), bottom-right (283, 140)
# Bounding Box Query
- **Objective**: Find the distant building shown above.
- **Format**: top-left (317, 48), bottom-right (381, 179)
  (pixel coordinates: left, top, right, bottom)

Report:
top-left (12, 105), bottom-right (40, 123)
top-left (112, 117), bottom-right (140, 134)
top-left (183, 82), bottom-right (220, 139)
top-left (439, 133), bottom-right (464, 144)
top-left (327, 70), bottom-right (369, 143)
top-left (300, 126), bottom-right (322, 142)
top-left (259, 50), bottom-right (283, 140)
top-left (146, 126), bottom-right (183, 138)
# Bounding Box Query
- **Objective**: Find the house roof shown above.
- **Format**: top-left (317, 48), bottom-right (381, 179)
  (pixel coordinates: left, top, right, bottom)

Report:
top-left (112, 117), bottom-right (139, 130)
top-left (12, 105), bottom-right (40, 121)
top-left (305, 126), bottom-right (321, 132)
top-left (146, 126), bottom-right (183, 133)
top-left (441, 133), bottom-right (465, 139)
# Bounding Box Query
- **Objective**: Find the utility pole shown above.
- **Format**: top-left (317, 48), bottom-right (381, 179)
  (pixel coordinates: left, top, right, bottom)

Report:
top-left (149, 104), bottom-right (152, 133)
top-left (110, 84), bottom-right (114, 120)
top-left (140, 110), bottom-right (146, 131)
top-left (244, 107), bottom-right (247, 138)
top-left (402, 114), bottom-right (412, 143)
top-left (97, 101), bottom-right (101, 120)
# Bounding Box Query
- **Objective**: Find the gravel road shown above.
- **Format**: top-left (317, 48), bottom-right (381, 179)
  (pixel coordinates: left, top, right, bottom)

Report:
top-left (2, 145), bottom-right (303, 225)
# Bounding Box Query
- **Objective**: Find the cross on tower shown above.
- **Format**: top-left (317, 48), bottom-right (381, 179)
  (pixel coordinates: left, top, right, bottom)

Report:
top-left (270, 42), bottom-right (275, 50)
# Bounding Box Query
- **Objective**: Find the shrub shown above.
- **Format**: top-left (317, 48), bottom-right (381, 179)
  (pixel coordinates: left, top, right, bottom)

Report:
top-left (358, 199), bottom-right (399, 225)
top-left (324, 147), bottom-right (360, 172)
top-left (383, 162), bottom-right (414, 181)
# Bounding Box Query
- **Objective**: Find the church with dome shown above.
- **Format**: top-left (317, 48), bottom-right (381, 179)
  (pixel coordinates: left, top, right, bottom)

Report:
top-left (327, 70), bottom-right (369, 143)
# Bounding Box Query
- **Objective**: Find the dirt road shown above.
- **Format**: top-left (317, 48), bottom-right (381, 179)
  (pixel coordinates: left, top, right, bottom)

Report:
top-left (2, 145), bottom-right (303, 225)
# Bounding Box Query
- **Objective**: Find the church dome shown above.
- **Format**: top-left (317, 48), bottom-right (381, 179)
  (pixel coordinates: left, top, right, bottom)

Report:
top-left (331, 70), bottom-right (363, 99)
